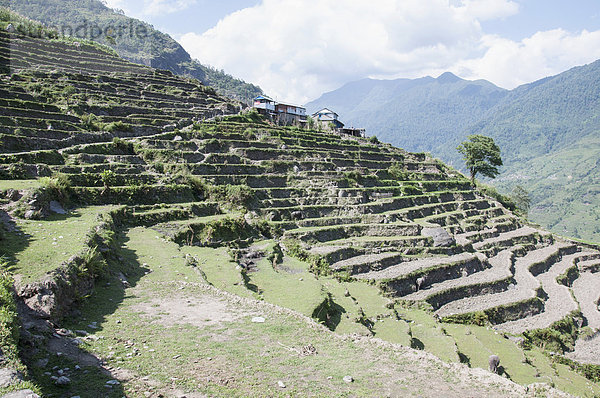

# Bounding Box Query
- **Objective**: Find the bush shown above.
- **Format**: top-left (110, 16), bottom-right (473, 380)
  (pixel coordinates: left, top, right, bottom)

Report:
top-left (104, 121), bottom-right (133, 133)
top-left (100, 169), bottom-right (116, 188)
top-left (0, 259), bottom-right (20, 368)
top-left (205, 183), bottom-right (255, 208)
top-left (39, 173), bottom-right (72, 203)
top-left (81, 113), bottom-right (101, 131)
top-left (388, 162), bottom-right (408, 181)
top-left (477, 183), bottom-right (516, 212)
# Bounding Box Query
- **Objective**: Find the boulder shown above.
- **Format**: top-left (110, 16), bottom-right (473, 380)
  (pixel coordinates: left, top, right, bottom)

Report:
top-left (49, 201), bottom-right (67, 215)
top-left (0, 368), bottom-right (22, 387)
top-left (422, 227), bottom-right (455, 247)
top-left (2, 390), bottom-right (40, 398)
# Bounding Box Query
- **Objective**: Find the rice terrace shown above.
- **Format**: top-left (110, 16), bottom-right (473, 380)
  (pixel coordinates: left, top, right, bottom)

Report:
top-left (1, 1), bottom-right (600, 397)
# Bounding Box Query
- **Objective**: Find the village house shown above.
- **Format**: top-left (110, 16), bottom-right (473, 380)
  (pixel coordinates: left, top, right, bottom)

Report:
top-left (253, 96), bottom-right (306, 126)
top-left (312, 108), bottom-right (365, 137)
top-left (312, 108), bottom-right (344, 129)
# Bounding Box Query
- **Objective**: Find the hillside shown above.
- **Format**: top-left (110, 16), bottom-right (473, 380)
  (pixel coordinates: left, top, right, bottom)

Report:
top-left (306, 72), bottom-right (508, 155)
top-left (307, 62), bottom-right (600, 243)
top-left (1, 17), bottom-right (600, 398)
top-left (2, 0), bottom-right (263, 102)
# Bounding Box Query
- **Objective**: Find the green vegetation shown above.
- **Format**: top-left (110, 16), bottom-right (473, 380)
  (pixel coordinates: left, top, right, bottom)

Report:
top-left (4, 1), bottom-right (263, 102)
top-left (0, 206), bottom-right (115, 281)
top-left (457, 134), bottom-right (502, 185)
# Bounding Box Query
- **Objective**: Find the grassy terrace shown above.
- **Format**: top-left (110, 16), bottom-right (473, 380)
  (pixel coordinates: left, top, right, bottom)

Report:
top-left (1, 205), bottom-right (116, 282)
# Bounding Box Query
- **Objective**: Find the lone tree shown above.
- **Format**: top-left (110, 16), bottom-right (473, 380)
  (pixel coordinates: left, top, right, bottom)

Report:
top-left (457, 134), bottom-right (502, 185)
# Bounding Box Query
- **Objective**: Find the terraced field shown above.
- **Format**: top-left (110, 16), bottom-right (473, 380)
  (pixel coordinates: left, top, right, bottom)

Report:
top-left (1, 26), bottom-right (600, 397)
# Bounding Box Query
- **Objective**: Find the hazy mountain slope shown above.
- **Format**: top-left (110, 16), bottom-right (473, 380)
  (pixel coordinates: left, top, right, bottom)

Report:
top-left (2, 0), bottom-right (262, 102)
top-left (307, 72), bottom-right (508, 155)
top-left (308, 61), bottom-right (600, 243)
top-left (476, 60), bottom-right (600, 242)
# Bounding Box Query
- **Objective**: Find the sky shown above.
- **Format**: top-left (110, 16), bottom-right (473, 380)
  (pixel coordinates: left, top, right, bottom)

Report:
top-left (104, 0), bottom-right (600, 104)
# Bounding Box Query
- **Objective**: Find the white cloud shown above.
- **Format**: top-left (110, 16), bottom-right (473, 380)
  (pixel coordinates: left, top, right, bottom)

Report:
top-left (455, 29), bottom-right (600, 89)
top-left (143, 0), bottom-right (197, 16)
top-left (458, 0), bottom-right (519, 21)
top-left (179, 0), bottom-right (600, 103)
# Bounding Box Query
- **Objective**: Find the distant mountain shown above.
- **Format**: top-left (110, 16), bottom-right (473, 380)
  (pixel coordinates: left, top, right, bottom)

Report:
top-left (307, 72), bottom-right (508, 158)
top-left (2, 0), bottom-right (262, 102)
top-left (308, 61), bottom-right (600, 243)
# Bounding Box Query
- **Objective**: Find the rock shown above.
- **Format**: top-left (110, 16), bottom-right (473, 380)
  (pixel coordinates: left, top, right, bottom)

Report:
top-left (6, 24), bottom-right (15, 33)
top-left (251, 316), bottom-right (265, 323)
top-left (422, 227), bottom-right (455, 247)
top-left (35, 358), bottom-right (49, 368)
top-left (0, 368), bottom-right (22, 387)
top-left (343, 375), bottom-right (354, 383)
top-left (291, 210), bottom-right (304, 220)
top-left (2, 389), bottom-right (40, 398)
top-left (106, 379), bottom-right (120, 385)
top-left (277, 380), bottom-right (286, 388)
top-left (49, 201), bottom-right (67, 214)
top-left (173, 135), bottom-right (183, 141)
top-left (24, 210), bottom-right (36, 220)
top-left (55, 375), bottom-right (71, 385)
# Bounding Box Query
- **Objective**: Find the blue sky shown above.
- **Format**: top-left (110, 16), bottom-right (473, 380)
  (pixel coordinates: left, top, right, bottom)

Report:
top-left (107, 0), bottom-right (600, 103)
top-left (482, 0), bottom-right (600, 39)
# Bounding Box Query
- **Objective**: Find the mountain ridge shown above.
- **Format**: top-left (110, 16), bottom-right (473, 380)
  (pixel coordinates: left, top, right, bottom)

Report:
top-left (2, 0), bottom-right (263, 102)
top-left (306, 59), bottom-right (600, 242)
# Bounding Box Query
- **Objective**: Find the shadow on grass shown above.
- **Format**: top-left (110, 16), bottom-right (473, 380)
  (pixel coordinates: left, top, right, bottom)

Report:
top-left (0, 210), bottom-right (82, 272)
top-left (0, 210), bottom-right (30, 271)
top-left (24, 229), bottom-right (148, 398)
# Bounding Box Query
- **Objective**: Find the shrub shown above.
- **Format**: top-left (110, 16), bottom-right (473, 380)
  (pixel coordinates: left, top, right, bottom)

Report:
top-left (100, 169), bottom-right (116, 188)
top-left (388, 162), bottom-right (408, 181)
top-left (0, 259), bottom-right (20, 369)
top-left (81, 113), bottom-right (101, 131)
top-left (77, 246), bottom-right (108, 278)
top-left (104, 121), bottom-right (133, 133)
top-left (477, 183), bottom-right (516, 212)
top-left (39, 173), bottom-right (72, 203)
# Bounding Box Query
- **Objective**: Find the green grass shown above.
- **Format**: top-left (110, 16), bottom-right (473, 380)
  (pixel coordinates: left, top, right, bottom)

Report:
top-left (0, 179), bottom-right (41, 190)
top-left (443, 323), bottom-right (600, 397)
top-left (182, 244), bottom-right (255, 299)
top-left (248, 251), bottom-right (327, 317)
top-left (44, 225), bottom-right (531, 397)
top-left (1, 205), bottom-right (115, 281)
top-left (400, 308), bottom-right (460, 363)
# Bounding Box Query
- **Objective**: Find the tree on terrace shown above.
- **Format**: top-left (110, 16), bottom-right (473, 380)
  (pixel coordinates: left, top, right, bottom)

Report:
top-left (457, 134), bottom-right (502, 185)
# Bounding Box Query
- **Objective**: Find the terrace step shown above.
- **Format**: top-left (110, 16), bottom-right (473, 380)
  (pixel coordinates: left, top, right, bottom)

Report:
top-left (572, 270), bottom-right (600, 330)
top-left (402, 249), bottom-right (515, 309)
top-left (283, 222), bottom-right (421, 244)
top-left (355, 252), bottom-right (487, 297)
top-left (471, 226), bottom-right (551, 254)
top-left (436, 243), bottom-right (575, 322)
top-left (494, 251), bottom-right (585, 334)
top-left (331, 251), bottom-right (406, 274)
